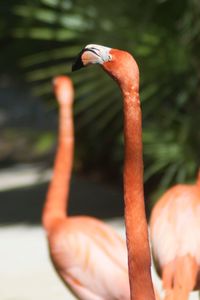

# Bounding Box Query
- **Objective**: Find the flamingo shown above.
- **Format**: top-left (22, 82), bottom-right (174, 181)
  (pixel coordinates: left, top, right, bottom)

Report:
top-left (42, 76), bottom-right (131, 300)
top-left (72, 44), bottom-right (156, 300)
top-left (150, 171), bottom-right (200, 300)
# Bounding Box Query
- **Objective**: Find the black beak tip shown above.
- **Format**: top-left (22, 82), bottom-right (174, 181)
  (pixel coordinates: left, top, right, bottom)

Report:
top-left (72, 50), bottom-right (85, 72)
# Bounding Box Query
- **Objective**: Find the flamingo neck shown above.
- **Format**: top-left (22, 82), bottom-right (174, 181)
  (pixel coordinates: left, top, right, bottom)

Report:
top-left (43, 104), bottom-right (74, 231)
top-left (122, 88), bottom-right (155, 300)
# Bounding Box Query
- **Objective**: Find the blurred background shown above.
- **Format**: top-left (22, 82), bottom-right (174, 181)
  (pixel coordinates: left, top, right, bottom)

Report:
top-left (0, 0), bottom-right (200, 299)
top-left (1, 0), bottom-right (200, 210)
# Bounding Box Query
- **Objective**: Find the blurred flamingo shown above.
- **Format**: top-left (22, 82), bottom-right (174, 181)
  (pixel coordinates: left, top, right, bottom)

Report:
top-left (42, 76), bottom-right (131, 300)
top-left (72, 44), bottom-right (156, 300)
top-left (150, 171), bottom-right (200, 300)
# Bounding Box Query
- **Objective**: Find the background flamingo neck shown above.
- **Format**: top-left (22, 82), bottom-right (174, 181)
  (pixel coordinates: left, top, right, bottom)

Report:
top-left (122, 89), bottom-right (155, 300)
top-left (196, 169), bottom-right (200, 187)
top-left (43, 104), bottom-right (74, 231)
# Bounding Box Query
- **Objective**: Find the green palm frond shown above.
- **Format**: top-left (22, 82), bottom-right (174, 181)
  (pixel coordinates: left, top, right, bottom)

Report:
top-left (1, 0), bottom-right (200, 203)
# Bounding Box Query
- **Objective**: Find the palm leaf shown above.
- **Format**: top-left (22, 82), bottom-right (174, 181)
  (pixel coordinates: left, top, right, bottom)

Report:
top-left (1, 0), bottom-right (200, 204)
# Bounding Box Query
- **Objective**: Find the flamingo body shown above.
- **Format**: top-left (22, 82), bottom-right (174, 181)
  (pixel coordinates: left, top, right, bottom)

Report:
top-left (48, 216), bottom-right (129, 300)
top-left (150, 179), bottom-right (200, 299)
top-left (43, 76), bottom-right (130, 300)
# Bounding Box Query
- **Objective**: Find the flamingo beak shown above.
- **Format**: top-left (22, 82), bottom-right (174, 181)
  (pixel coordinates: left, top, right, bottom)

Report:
top-left (72, 49), bottom-right (85, 71)
top-left (72, 48), bottom-right (100, 71)
top-left (72, 44), bottom-right (112, 71)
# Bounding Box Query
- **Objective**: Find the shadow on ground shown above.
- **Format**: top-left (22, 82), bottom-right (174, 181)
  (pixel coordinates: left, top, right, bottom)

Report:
top-left (0, 176), bottom-right (124, 224)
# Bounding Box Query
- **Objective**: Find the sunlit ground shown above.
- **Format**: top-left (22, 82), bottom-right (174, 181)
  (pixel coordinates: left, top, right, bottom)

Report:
top-left (0, 166), bottom-right (198, 300)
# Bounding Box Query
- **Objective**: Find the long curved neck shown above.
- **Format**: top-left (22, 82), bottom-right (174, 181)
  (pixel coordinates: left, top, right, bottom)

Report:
top-left (43, 103), bottom-right (74, 231)
top-left (122, 88), bottom-right (155, 300)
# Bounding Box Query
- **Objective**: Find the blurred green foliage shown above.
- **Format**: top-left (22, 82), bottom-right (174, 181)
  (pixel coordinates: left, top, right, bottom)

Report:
top-left (1, 0), bottom-right (200, 200)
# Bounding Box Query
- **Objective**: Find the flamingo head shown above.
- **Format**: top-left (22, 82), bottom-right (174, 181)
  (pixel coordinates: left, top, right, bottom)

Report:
top-left (72, 44), bottom-right (139, 92)
top-left (53, 76), bottom-right (74, 105)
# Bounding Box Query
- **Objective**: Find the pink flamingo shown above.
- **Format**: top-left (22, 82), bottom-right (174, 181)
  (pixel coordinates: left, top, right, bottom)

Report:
top-left (150, 172), bottom-right (200, 300)
top-left (72, 44), bottom-right (156, 300)
top-left (42, 76), bottom-right (131, 300)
